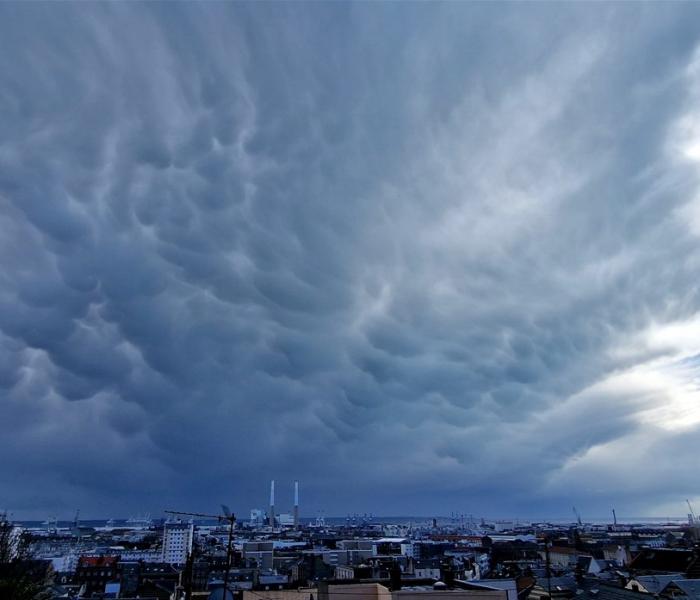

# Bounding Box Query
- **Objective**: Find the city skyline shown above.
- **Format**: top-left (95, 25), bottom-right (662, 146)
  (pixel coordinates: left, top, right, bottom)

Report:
top-left (3, 3), bottom-right (700, 520)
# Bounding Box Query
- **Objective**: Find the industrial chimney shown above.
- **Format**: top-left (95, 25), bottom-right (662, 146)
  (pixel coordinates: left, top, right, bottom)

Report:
top-left (294, 480), bottom-right (299, 528)
top-left (269, 480), bottom-right (275, 528)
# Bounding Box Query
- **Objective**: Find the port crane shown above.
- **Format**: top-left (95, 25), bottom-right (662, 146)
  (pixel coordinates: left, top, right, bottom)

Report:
top-left (572, 506), bottom-right (582, 526)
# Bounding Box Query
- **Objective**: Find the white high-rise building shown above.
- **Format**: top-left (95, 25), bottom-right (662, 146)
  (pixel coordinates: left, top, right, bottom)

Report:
top-left (162, 521), bottom-right (194, 565)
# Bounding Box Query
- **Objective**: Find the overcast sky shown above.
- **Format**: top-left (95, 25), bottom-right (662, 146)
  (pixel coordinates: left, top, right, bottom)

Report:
top-left (3, 3), bottom-right (700, 521)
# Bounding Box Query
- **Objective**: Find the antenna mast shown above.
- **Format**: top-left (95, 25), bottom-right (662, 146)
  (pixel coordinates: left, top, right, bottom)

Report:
top-left (165, 508), bottom-right (236, 600)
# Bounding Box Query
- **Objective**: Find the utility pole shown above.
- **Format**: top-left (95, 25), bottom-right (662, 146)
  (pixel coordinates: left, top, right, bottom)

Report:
top-left (544, 535), bottom-right (552, 600)
top-left (165, 506), bottom-right (236, 600)
top-left (182, 550), bottom-right (194, 600)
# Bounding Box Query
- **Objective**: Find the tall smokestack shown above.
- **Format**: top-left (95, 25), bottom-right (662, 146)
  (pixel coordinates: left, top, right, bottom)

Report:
top-left (269, 480), bottom-right (275, 528)
top-left (294, 480), bottom-right (299, 528)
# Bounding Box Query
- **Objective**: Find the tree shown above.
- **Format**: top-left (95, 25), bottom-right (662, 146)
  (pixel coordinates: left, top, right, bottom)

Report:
top-left (0, 517), bottom-right (53, 600)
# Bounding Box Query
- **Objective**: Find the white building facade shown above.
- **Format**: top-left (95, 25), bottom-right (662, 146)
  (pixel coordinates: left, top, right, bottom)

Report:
top-left (162, 521), bottom-right (194, 565)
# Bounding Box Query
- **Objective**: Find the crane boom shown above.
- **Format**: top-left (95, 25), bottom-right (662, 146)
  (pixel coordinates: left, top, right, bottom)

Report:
top-left (572, 506), bottom-right (582, 526)
top-left (165, 509), bottom-right (231, 521)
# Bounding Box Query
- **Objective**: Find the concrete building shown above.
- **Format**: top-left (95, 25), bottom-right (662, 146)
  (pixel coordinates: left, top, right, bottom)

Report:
top-left (373, 538), bottom-right (411, 557)
top-left (323, 582), bottom-right (508, 600)
top-left (243, 541), bottom-right (274, 570)
top-left (601, 545), bottom-right (630, 566)
top-left (278, 513), bottom-right (295, 527)
top-left (250, 509), bottom-right (266, 527)
top-left (413, 560), bottom-right (442, 579)
top-left (467, 580), bottom-right (518, 600)
top-left (243, 588), bottom-right (316, 600)
top-left (322, 550), bottom-right (350, 568)
top-left (540, 546), bottom-right (591, 569)
top-left (335, 565), bottom-right (356, 579)
top-left (337, 540), bottom-right (374, 563)
top-left (242, 583), bottom-right (507, 600)
top-left (74, 555), bottom-right (119, 596)
top-left (162, 521), bottom-right (194, 565)
top-left (117, 548), bottom-right (162, 563)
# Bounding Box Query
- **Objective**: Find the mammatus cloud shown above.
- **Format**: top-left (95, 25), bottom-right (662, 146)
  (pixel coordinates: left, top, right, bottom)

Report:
top-left (2, 3), bottom-right (700, 519)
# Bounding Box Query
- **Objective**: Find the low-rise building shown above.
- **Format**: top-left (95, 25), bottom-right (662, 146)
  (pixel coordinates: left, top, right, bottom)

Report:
top-left (74, 556), bottom-right (119, 596)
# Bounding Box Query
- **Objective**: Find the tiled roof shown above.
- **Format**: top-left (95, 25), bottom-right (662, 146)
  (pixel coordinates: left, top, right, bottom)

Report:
top-left (628, 550), bottom-right (693, 573)
top-left (630, 574), bottom-right (682, 594)
top-left (578, 583), bottom-right (652, 600)
top-left (78, 556), bottom-right (118, 567)
top-left (550, 548), bottom-right (588, 556)
top-left (666, 579), bottom-right (700, 600)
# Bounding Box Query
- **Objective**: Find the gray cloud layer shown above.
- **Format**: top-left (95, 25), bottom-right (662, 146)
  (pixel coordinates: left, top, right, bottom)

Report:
top-left (2, 3), bottom-right (700, 519)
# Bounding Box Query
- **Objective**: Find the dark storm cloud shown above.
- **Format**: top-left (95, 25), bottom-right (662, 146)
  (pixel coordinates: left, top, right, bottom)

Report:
top-left (3, 2), bottom-right (700, 519)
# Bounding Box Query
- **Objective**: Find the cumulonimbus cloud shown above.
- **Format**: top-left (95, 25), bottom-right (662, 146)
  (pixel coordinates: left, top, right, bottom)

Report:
top-left (2, 3), bottom-right (700, 519)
